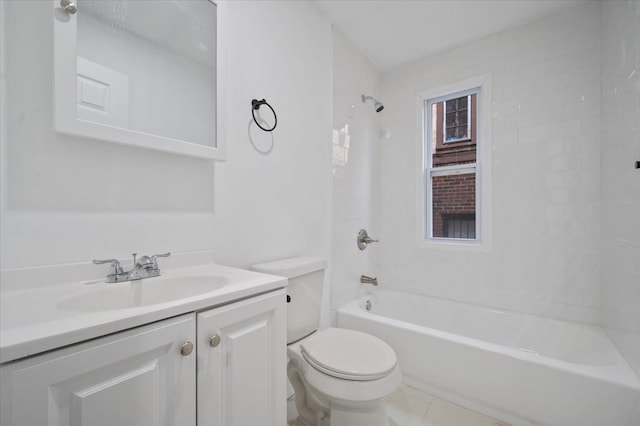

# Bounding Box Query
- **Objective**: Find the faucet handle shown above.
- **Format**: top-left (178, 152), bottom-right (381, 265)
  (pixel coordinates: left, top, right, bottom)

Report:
top-left (92, 258), bottom-right (124, 275)
top-left (152, 252), bottom-right (171, 259)
top-left (150, 252), bottom-right (171, 269)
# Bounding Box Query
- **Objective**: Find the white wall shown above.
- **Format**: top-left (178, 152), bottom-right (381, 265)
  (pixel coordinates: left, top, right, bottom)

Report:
top-left (0, 1), bottom-right (332, 274)
top-left (330, 30), bottom-right (382, 318)
top-left (379, 2), bottom-right (603, 324)
top-left (210, 1), bottom-right (332, 269)
top-left (601, 0), bottom-right (640, 375)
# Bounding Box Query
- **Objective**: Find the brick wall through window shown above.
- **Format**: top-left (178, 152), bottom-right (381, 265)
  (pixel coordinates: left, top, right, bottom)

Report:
top-left (432, 172), bottom-right (476, 238)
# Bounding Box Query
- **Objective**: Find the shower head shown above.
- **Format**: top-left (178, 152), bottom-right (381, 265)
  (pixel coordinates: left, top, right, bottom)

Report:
top-left (361, 94), bottom-right (384, 113)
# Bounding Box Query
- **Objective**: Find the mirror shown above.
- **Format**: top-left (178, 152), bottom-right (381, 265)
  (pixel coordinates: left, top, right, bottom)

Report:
top-left (53, 0), bottom-right (226, 160)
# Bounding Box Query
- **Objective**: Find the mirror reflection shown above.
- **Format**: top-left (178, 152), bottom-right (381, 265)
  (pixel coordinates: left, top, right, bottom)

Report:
top-left (75, 0), bottom-right (217, 147)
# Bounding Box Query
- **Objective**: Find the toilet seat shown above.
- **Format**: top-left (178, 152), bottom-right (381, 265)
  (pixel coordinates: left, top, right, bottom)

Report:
top-left (300, 328), bottom-right (397, 381)
top-left (287, 329), bottom-right (402, 404)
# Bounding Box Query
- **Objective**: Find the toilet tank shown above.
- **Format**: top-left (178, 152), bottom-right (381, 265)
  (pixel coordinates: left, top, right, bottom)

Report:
top-left (251, 257), bottom-right (327, 344)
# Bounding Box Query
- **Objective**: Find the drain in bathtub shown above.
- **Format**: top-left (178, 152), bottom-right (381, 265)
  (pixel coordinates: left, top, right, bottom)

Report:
top-left (365, 299), bottom-right (372, 311)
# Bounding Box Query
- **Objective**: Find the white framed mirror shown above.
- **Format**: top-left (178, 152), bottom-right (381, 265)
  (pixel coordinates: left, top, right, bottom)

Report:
top-left (53, 0), bottom-right (227, 160)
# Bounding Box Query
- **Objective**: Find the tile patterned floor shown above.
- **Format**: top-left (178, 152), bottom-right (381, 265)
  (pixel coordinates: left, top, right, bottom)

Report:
top-left (287, 384), bottom-right (510, 426)
top-left (387, 385), bottom-right (509, 426)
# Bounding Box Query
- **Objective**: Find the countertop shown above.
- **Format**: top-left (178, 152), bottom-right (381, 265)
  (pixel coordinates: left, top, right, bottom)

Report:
top-left (0, 263), bottom-right (286, 364)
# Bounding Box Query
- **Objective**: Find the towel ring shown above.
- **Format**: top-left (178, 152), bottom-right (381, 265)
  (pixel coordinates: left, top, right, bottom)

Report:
top-left (251, 99), bottom-right (277, 132)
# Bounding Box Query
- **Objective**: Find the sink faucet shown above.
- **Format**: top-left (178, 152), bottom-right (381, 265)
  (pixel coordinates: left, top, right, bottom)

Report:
top-left (93, 252), bottom-right (171, 283)
top-left (360, 275), bottom-right (378, 286)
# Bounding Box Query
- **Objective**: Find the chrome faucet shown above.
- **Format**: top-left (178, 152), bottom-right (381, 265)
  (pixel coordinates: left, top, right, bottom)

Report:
top-left (93, 252), bottom-right (171, 283)
top-left (360, 275), bottom-right (378, 286)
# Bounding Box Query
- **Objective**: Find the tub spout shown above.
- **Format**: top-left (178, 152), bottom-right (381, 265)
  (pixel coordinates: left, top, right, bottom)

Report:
top-left (360, 275), bottom-right (378, 286)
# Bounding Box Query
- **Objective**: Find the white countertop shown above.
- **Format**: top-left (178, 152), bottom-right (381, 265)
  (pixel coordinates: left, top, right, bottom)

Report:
top-left (0, 262), bottom-right (286, 364)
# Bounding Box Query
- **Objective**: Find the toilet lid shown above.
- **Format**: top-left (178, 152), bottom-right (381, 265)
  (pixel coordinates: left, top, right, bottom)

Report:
top-left (300, 328), bottom-right (397, 381)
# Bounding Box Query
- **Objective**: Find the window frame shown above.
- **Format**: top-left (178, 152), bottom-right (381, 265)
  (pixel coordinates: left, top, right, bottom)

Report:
top-left (415, 75), bottom-right (492, 251)
top-left (427, 88), bottom-right (479, 242)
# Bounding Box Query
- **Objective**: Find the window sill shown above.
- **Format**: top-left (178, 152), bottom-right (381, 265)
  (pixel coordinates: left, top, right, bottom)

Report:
top-left (417, 238), bottom-right (491, 253)
top-left (443, 138), bottom-right (472, 144)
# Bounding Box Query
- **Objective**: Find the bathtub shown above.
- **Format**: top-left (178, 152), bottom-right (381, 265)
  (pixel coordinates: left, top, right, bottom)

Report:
top-left (336, 290), bottom-right (640, 426)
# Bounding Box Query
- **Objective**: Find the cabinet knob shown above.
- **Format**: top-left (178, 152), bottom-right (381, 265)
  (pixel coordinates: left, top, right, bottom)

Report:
top-left (180, 341), bottom-right (194, 356)
top-left (209, 335), bottom-right (221, 348)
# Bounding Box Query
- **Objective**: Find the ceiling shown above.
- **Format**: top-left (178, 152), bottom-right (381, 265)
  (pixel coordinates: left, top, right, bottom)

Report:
top-left (313, 0), bottom-right (586, 72)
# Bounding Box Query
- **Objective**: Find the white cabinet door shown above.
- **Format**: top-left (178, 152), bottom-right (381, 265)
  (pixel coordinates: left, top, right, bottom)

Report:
top-left (0, 314), bottom-right (196, 426)
top-left (197, 290), bottom-right (287, 426)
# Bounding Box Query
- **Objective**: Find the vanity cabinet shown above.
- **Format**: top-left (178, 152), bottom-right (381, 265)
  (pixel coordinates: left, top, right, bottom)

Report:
top-left (0, 290), bottom-right (286, 426)
top-left (0, 314), bottom-right (196, 425)
top-left (197, 290), bottom-right (287, 426)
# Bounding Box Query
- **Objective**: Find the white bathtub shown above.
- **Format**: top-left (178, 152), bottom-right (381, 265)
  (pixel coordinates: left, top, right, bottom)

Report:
top-left (336, 290), bottom-right (640, 426)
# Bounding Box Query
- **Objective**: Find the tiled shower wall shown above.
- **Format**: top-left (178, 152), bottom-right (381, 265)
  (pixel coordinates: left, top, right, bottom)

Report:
top-left (379, 2), bottom-right (603, 324)
top-left (330, 30), bottom-right (382, 319)
top-left (601, 0), bottom-right (640, 375)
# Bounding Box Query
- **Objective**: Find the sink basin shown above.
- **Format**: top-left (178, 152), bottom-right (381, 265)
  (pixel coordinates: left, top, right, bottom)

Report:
top-left (59, 275), bottom-right (229, 311)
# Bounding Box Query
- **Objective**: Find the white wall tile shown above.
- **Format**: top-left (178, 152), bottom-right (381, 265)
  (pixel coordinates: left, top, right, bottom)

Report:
top-left (601, 0), bottom-right (640, 376)
top-left (329, 30), bottom-right (382, 313)
top-left (379, 2), bottom-right (604, 323)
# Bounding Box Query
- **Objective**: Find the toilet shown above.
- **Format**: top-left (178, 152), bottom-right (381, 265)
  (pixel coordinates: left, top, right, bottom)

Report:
top-left (251, 257), bottom-right (401, 426)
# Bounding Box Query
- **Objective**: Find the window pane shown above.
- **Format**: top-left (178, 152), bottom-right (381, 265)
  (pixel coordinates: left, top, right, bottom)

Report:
top-left (446, 114), bottom-right (456, 127)
top-left (432, 93), bottom-right (476, 167)
top-left (444, 214), bottom-right (475, 239)
top-left (431, 170), bottom-right (476, 239)
top-left (445, 127), bottom-right (458, 141)
top-left (445, 101), bottom-right (455, 113)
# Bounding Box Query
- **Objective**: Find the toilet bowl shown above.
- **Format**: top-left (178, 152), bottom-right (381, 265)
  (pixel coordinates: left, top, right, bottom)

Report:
top-left (251, 257), bottom-right (401, 426)
top-left (287, 328), bottom-right (401, 426)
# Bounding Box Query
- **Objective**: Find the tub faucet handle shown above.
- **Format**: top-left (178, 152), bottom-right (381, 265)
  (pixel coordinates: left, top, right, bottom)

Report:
top-left (357, 229), bottom-right (379, 250)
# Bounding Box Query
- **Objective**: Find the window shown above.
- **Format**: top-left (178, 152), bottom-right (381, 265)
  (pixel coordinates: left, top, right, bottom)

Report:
top-left (417, 75), bottom-right (491, 249)
top-left (444, 96), bottom-right (471, 143)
